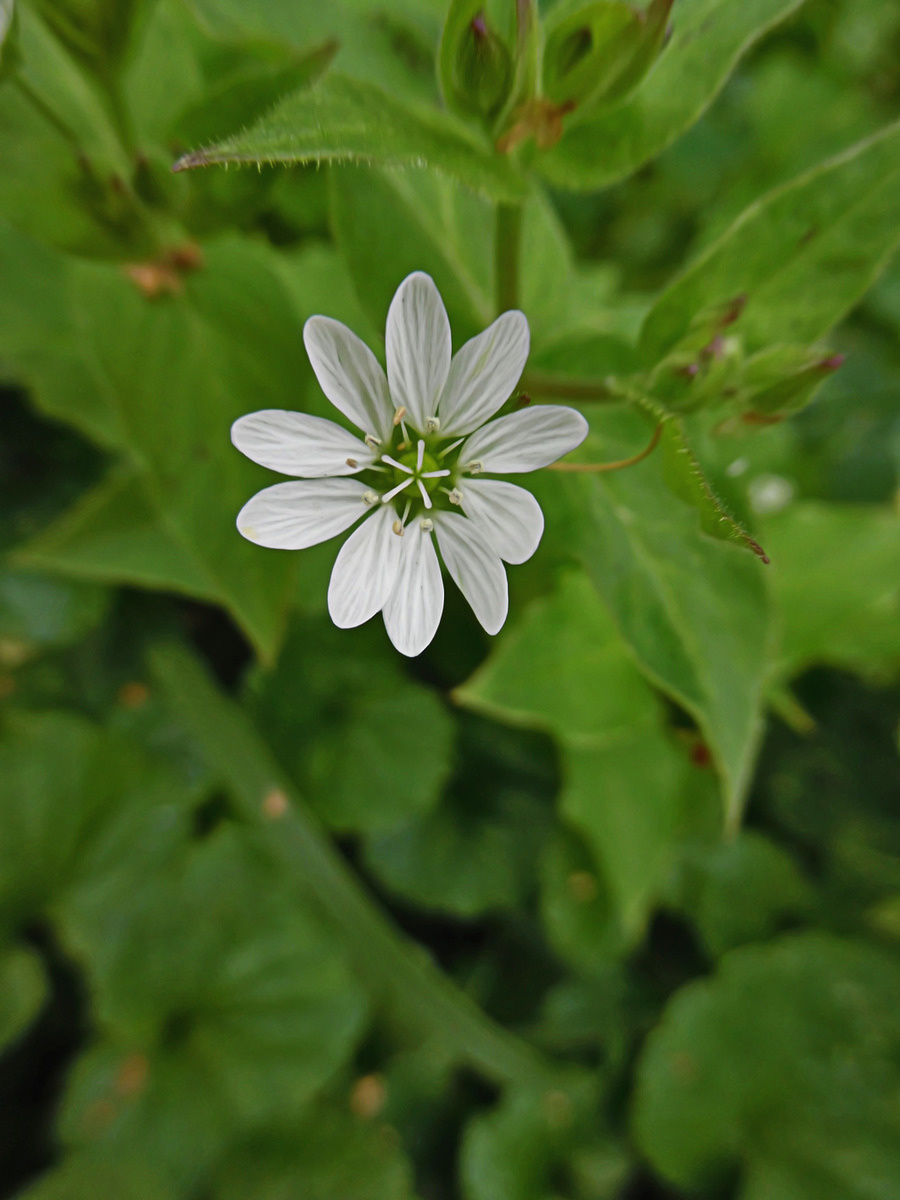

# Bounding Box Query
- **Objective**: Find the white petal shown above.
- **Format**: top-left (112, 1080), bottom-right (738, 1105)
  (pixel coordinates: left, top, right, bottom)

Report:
top-left (328, 504), bottom-right (402, 629)
top-left (303, 316), bottom-right (394, 441)
top-left (382, 519), bottom-right (444, 657)
top-left (385, 272), bottom-right (451, 433)
top-left (433, 513), bottom-right (508, 636)
top-left (458, 479), bottom-right (544, 564)
top-left (236, 479), bottom-right (370, 550)
top-left (438, 311), bottom-right (530, 436)
top-left (459, 406), bottom-right (589, 474)
top-left (231, 411), bottom-right (374, 478)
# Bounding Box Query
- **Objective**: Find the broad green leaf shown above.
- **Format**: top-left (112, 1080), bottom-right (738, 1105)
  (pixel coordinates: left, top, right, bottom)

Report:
top-left (248, 618), bottom-right (454, 834)
top-left (535, 410), bottom-right (771, 827)
top-left (60, 832), bottom-right (368, 1187)
top-left (15, 473), bottom-right (223, 605)
top-left (762, 501), bottom-right (900, 679)
top-left (0, 568), bottom-right (109, 656)
top-left (537, 0), bottom-right (805, 190)
top-left (539, 828), bottom-right (621, 969)
top-left (462, 1076), bottom-right (628, 1200)
top-left (330, 164), bottom-right (494, 345)
top-left (0, 711), bottom-right (193, 931)
top-left (14, 1156), bottom-right (176, 1200)
top-left (457, 571), bottom-right (701, 934)
top-left (0, 944), bottom-right (47, 1052)
top-left (211, 1108), bottom-right (416, 1200)
top-left (640, 121), bottom-right (900, 365)
top-left (173, 73), bottom-right (527, 202)
top-left (59, 238), bottom-right (307, 660)
top-left (666, 831), bottom-right (812, 958)
top-left (633, 935), bottom-right (900, 1197)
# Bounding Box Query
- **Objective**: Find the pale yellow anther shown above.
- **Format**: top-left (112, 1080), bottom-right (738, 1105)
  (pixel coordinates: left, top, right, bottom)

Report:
top-left (448, 488), bottom-right (463, 505)
top-left (346, 457), bottom-right (358, 468)
top-left (392, 406), bottom-right (407, 426)
top-left (392, 519), bottom-right (404, 536)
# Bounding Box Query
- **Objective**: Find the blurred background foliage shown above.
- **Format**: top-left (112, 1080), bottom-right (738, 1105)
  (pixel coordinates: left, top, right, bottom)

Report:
top-left (0, 0), bottom-right (898, 1197)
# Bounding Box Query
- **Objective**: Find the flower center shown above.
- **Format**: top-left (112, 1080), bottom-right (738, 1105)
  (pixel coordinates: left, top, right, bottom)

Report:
top-left (378, 438), bottom-right (451, 512)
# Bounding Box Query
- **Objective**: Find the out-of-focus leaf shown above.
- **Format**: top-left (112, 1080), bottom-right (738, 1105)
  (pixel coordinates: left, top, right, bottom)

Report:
top-left (538, 0), bottom-right (805, 190)
top-left (174, 73), bottom-right (527, 202)
top-left (539, 828), bottom-right (621, 969)
top-left (60, 832), bottom-right (368, 1188)
top-left (248, 618), bottom-right (453, 834)
top-left (331, 164), bottom-right (494, 345)
top-left (14, 1155), bottom-right (176, 1200)
top-left (15, 473), bottom-right (222, 605)
top-left (0, 711), bottom-right (193, 932)
top-left (762, 501), bottom-right (900, 679)
top-left (632, 934), bottom-right (900, 1198)
top-left (0, 569), bottom-right (109, 657)
top-left (640, 121), bottom-right (900, 365)
top-left (0, 945), bottom-right (46, 1053)
top-left (535, 411), bottom-right (771, 828)
top-left (52, 239), bottom-right (305, 661)
top-left (462, 1075), bottom-right (629, 1200)
top-left (0, 8), bottom-right (147, 256)
top-left (667, 831), bottom-right (812, 958)
top-left (458, 571), bottom-right (699, 935)
top-left (211, 1108), bottom-right (416, 1200)
top-left (0, 0), bottom-right (19, 79)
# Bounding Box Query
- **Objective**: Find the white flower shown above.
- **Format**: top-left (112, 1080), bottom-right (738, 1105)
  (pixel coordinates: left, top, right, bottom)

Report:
top-left (232, 272), bottom-right (588, 657)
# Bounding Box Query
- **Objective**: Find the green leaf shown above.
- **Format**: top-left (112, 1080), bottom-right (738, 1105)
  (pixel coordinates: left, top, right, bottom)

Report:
top-left (211, 1108), bottom-right (417, 1200)
top-left (457, 571), bottom-right (704, 935)
top-left (0, 568), bottom-right (110, 657)
top-left (60, 832), bottom-right (368, 1187)
top-left (658, 415), bottom-right (769, 561)
top-left (15, 473), bottom-right (223, 605)
top-left (56, 238), bottom-right (307, 661)
top-left (762, 501), bottom-right (900, 680)
top-left (632, 935), bottom-right (900, 1197)
top-left (537, 0), bottom-right (805, 190)
top-left (640, 121), bottom-right (900, 365)
top-left (14, 1155), bottom-right (176, 1200)
top-left (248, 618), bottom-right (454, 834)
top-left (330, 164), bottom-right (494, 346)
top-left (539, 828), bottom-right (621, 969)
top-left (535, 410), bottom-right (771, 828)
top-left (0, 711), bottom-right (193, 931)
top-left (173, 73), bottom-right (527, 202)
top-left (0, 944), bottom-right (47, 1053)
top-left (667, 831), bottom-right (813, 958)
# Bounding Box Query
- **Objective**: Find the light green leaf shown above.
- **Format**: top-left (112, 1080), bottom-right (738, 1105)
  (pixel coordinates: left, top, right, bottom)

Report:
top-left (60, 832), bottom-right (368, 1187)
top-left (248, 618), bottom-right (454, 835)
top-left (0, 944), bottom-right (47, 1053)
top-left (457, 571), bottom-right (702, 935)
top-left (640, 121), bottom-right (900, 365)
top-left (174, 73), bottom-right (527, 202)
top-left (0, 568), bottom-right (109, 656)
top-left (211, 1108), bottom-right (416, 1200)
top-left (535, 410), bottom-right (771, 828)
top-left (762, 501), bottom-right (900, 680)
top-left (15, 473), bottom-right (223, 605)
top-left (633, 935), bottom-right (900, 1198)
top-left (330, 164), bottom-right (494, 345)
top-left (537, 0), bottom-right (805, 190)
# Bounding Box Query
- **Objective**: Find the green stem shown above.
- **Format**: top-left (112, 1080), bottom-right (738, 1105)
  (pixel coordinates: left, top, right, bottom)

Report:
top-left (495, 202), bottom-right (523, 314)
top-left (150, 641), bottom-right (553, 1088)
top-left (521, 369), bottom-right (621, 402)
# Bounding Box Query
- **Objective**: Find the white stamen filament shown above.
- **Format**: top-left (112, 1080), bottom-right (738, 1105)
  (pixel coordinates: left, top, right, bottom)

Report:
top-left (421, 468), bottom-right (451, 479)
top-left (381, 454), bottom-right (412, 474)
top-left (438, 438), bottom-right (465, 460)
top-left (417, 480), bottom-right (432, 509)
top-left (416, 439), bottom-right (425, 472)
top-left (382, 478), bottom-right (414, 504)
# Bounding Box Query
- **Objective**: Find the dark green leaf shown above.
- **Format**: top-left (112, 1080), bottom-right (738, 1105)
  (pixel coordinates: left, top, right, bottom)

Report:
top-left (0, 568), bottom-right (110, 656)
top-left (0, 944), bottom-right (47, 1053)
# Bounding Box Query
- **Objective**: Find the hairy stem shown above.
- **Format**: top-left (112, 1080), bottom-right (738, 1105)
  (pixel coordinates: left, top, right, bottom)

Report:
top-left (550, 422), bottom-right (662, 472)
top-left (151, 641), bottom-right (553, 1088)
top-left (495, 202), bottom-right (523, 314)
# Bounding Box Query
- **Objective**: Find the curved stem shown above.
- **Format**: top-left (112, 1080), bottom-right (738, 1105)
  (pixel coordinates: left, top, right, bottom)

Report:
top-left (550, 422), bottom-right (662, 472)
top-left (151, 642), bottom-right (553, 1088)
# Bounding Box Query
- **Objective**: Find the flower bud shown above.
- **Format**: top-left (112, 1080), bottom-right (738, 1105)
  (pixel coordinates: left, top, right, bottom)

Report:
top-left (440, 2), bottom-right (514, 123)
top-left (31, 0), bottom-right (140, 64)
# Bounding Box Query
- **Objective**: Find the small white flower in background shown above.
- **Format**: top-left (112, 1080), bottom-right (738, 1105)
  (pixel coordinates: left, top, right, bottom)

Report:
top-left (232, 272), bottom-right (588, 657)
